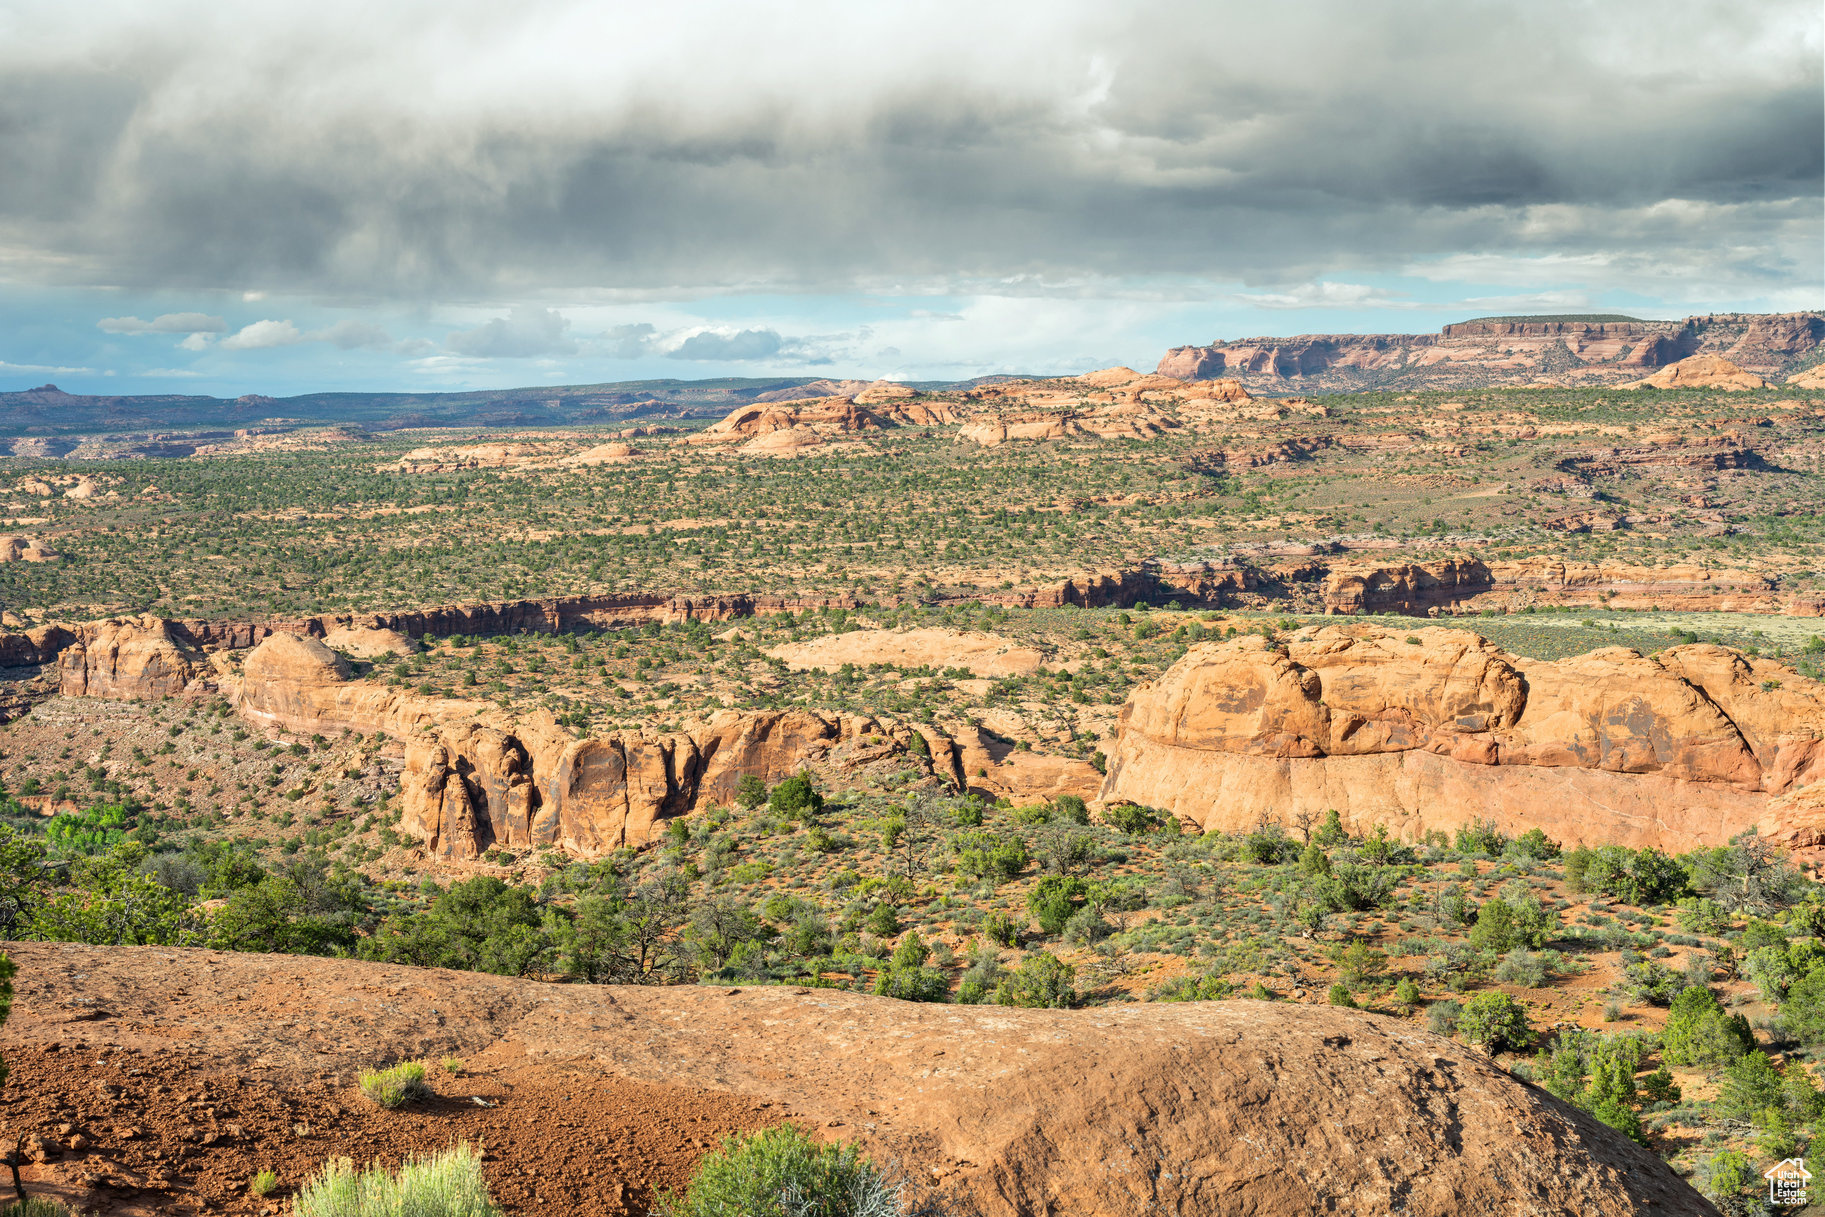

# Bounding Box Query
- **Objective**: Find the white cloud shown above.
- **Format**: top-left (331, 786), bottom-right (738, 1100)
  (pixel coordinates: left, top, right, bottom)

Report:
top-left (0, 1), bottom-right (1810, 306)
top-left (97, 312), bottom-right (227, 334)
top-left (1230, 283), bottom-right (1414, 310)
top-left (0, 360), bottom-right (94, 376)
top-left (219, 319), bottom-right (305, 350)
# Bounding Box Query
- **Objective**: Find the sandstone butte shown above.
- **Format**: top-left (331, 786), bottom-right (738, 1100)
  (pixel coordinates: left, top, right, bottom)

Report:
top-left (1623, 354), bottom-right (1770, 391)
top-left (2, 941), bottom-right (1715, 1217)
top-left (1100, 624), bottom-right (1825, 861)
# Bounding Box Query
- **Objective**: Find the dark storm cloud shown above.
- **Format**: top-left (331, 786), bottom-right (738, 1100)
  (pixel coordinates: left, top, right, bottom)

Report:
top-left (0, 0), bottom-right (1816, 299)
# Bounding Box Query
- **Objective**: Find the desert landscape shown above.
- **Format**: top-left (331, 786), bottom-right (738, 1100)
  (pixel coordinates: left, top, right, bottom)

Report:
top-left (0, 3), bottom-right (1820, 1214)
top-left (0, 338), bottom-right (1816, 1213)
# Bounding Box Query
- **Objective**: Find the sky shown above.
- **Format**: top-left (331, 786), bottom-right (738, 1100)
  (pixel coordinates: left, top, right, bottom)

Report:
top-left (0, 0), bottom-right (1819, 398)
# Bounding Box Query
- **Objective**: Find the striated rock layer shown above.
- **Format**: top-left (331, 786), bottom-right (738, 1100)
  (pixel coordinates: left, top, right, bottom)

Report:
top-left (1101, 625), bottom-right (1825, 857)
top-left (3, 942), bottom-right (1718, 1217)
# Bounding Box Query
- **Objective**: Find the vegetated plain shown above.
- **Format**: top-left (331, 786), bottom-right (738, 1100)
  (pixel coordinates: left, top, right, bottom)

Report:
top-left (0, 374), bottom-right (1823, 1214)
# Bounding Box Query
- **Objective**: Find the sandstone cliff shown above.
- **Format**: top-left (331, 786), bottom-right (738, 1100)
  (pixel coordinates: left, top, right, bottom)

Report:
top-left (1156, 311), bottom-right (1823, 389)
top-left (1101, 625), bottom-right (1825, 857)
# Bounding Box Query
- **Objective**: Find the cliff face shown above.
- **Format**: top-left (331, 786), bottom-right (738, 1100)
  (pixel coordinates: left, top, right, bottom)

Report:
top-left (1100, 626), bottom-right (1825, 856)
top-left (1156, 312), bottom-right (1825, 389)
top-left (223, 633), bottom-right (1098, 859)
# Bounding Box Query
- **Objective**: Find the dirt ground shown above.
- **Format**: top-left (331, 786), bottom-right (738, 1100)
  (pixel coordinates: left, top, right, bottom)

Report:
top-left (3, 1045), bottom-right (778, 1216)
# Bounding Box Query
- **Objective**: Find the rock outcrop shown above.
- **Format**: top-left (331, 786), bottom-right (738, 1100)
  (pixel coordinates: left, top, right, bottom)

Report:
top-left (0, 536), bottom-right (59, 563)
top-left (1100, 625), bottom-right (1825, 857)
top-left (398, 708), bottom-right (933, 858)
top-left (685, 395), bottom-right (951, 448)
top-left (56, 616), bottom-right (209, 699)
top-left (4, 942), bottom-right (1719, 1217)
top-left (320, 624), bottom-right (417, 657)
top-left (1624, 355), bottom-right (1770, 391)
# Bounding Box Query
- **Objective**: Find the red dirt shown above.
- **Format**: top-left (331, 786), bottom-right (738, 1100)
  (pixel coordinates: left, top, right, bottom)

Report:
top-left (1, 1044), bottom-right (780, 1216)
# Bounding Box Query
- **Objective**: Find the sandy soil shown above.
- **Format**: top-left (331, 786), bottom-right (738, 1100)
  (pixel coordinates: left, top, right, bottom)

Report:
top-left (767, 627), bottom-right (1045, 677)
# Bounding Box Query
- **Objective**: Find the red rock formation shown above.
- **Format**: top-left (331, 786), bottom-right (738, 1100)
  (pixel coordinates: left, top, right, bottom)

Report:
top-left (1100, 625), bottom-right (1825, 856)
top-left (1623, 355), bottom-right (1770, 391)
top-left (56, 617), bottom-right (209, 699)
top-left (1155, 345), bottom-right (1228, 380)
top-left (7, 941), bottom-right (1718, 1217)
top-left (0, 624), bottom-right (76, 668)
top-left (1155, 312), bottom-right (1823, 389)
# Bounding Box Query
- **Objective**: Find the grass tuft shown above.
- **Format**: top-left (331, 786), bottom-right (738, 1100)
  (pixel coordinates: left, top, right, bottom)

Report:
top-left (292, 1144), bottom-right (499, 1217)
top-left (358, 1060), bottom-right (431, 1109)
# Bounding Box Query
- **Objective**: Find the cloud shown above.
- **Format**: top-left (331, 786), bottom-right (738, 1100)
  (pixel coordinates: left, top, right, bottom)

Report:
top-left (601, 322), bottom-right (656, 359)
top-left (316, 319), bottom-right (393, 349)
top-left (0, 360), bottom-right (94, 376)
top-left (97, 312), bottom-right (227, 334)
top-left (219, 319), bottom-right (305, 350)
top-left (446, 306), bottom-right (576, 358)
top-left (667, 327), bottom-right (784, 361)
top-left (1231, 283), bottom-right (1414, 310)
top-left (0, 0), bottom-right (1810, 308)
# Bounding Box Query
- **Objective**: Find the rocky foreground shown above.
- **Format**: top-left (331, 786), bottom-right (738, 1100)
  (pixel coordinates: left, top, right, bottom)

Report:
top-left (0, 942), bottom-right (1715, 1216)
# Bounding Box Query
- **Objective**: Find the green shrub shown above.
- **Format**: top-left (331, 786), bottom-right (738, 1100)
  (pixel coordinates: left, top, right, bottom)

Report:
top-left (1026, 876), bottom-right (1088, 936)
top-left (980, 910), bottom-right (1019, 948)
top-left (995, 952), bottom-right (1076, 1008)
top-left (359, 1061), bottom-right (431, 1109)
top-left (1104, 803), bottom-right (1164, 835)
top-left (1327, 983), bottom-right (1356, 1008)
top-left (293, 1145), bottom-right (499, 1217)
top-left (1457, 992), bottom-right (1531, 1053)
top-left (1153, 974), bottom-right (1232, 1002)
top-left (250, 1169), bottom-right (280, 1197)
top-left (768, 773), bottom-right (824, 820)
top-left (660, 1125), bottom-right (915, 1217)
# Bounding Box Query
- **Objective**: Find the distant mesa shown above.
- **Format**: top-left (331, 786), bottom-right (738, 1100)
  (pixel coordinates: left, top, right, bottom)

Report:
top-left (1155, 310), bottom-right (1824, 389)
